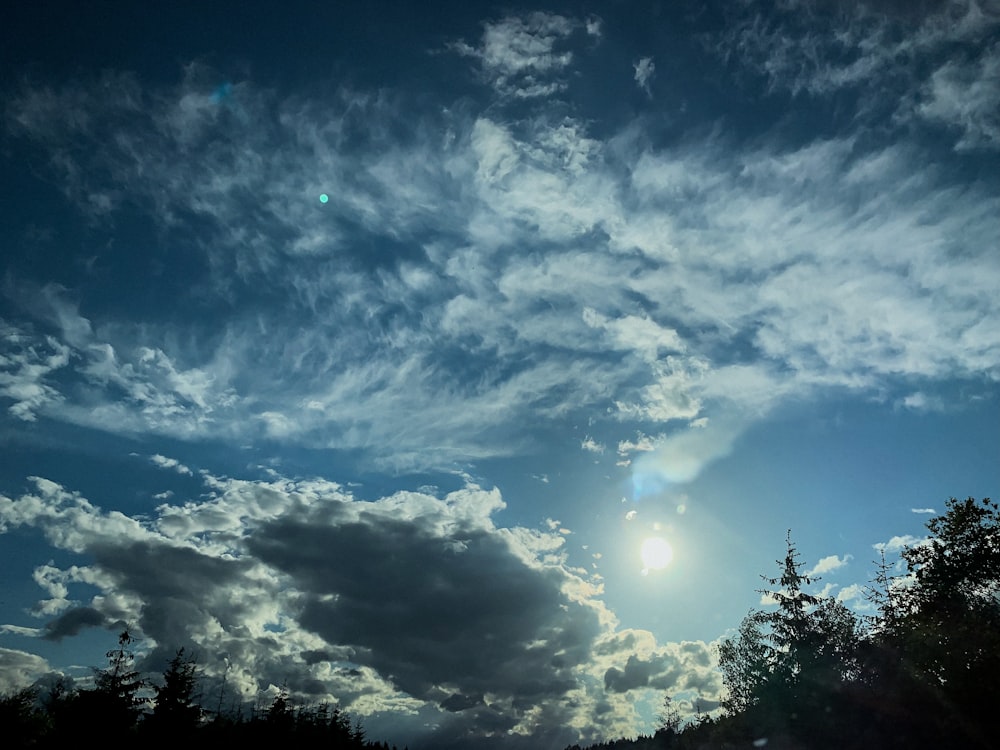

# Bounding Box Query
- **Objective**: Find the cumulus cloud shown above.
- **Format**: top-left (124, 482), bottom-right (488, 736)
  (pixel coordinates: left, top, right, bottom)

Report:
top-left (601, 638), bottom-right (720, 697)
top-left (0, 470), bottom-right (714, 743)
top-left (806, 554), bottom-right (852, 577)
top-left (898, 391), bottom-right (946, 412)
top-left (874, 534), bottom-right (925, 553)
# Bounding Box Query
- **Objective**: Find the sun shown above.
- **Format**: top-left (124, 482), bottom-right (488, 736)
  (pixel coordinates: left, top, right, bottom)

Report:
top-left (640, 536), bottom-right (674, 571)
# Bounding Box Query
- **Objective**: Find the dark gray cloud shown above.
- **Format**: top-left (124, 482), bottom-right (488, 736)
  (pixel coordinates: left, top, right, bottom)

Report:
top-left (249, 504), bottom-right (603, 712)
top-left (42, 606), bottom-right (107, 640)
top-left (605, 653), bottom-right (672, 693)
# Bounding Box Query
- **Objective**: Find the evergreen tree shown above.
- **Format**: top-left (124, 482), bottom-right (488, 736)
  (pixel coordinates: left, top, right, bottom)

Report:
top-left (93, 628), bottom-right (146, 725)
top-left (147, 647), bottom-right (201, 736)
top-left (719, 533), bottom-right (861, 748)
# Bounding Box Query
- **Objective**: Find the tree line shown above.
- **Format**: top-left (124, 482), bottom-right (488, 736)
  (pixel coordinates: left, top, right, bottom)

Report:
top-left (0, 630), bottom-right (389, 749)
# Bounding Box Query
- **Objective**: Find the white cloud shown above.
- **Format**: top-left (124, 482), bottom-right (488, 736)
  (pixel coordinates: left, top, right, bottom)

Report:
top-left (916, 40), bottom-right (1000, 150)
top-left (452, 13), bottom-right (584, 99)
top-left (0, 648), bottom-right (52, 693)
top-left (150, 454), bottom-right (193, 475)
top-left (0, 322), bottom-right (70, 421)
top-left (873, 534), bottom-right (924, 553)
top-left (630, 417), bottom-right (746, 485)
top-left (581, 436), bottom-right (605, 454)
top-left (910, 507), bottom-right (936, 515)
top-left (899, 391), bottom-right (945, 412)
top-left (633, 57), bottom-right (655, 95)
top-left (835, 583), bottom-right (874, 613)
top-left (722, 0), bottom-right (1000, 150)
top-left (3, 19), bottom-right (997, 479)
top-left (617, 432), bottom-right (659, 457)
top-left (806, 554), bottom-right (852, 577)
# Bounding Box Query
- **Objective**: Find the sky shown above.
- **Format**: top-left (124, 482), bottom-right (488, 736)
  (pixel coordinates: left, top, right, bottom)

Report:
top-left (0, 0), bottom-right (998, 747)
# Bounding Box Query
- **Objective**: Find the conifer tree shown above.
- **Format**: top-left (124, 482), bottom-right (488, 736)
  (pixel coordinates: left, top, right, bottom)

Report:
top-left (149, 647), bottom-right (201, 734)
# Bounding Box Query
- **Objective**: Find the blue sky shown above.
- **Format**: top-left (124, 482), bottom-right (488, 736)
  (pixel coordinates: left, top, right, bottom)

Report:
top-left (1, 1), bottom-right (998, 747)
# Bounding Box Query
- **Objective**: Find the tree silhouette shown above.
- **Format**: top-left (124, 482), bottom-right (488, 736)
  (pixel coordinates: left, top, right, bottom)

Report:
top-left (892, 497), bottom-right (1000, 748)
top-left (146, 647), bottom-right (201, 737)
top-left (718, 532), bottom-right (862, 748)
top-left (0, 686), bottom-right (46, 750)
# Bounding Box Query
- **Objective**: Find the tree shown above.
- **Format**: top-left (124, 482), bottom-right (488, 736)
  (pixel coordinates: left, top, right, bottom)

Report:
top-left (654, 693), bottom-right (682, 747)
top-left (718, 532), bottom-right (862, 748)
top-left (717, 610), bottom-right (771, 715)
top-left (148, 647), bottom-right (201, 735)
top-left (93, 628), bottom-right (146, 725)
top-left (891, 498), bottom-right (1000, 748)
top-left (48, 629), bottom-right (146, 740)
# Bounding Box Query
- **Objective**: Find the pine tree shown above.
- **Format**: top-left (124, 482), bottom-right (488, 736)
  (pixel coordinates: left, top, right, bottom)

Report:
top-left (148, 647), bottom-right (201, 735)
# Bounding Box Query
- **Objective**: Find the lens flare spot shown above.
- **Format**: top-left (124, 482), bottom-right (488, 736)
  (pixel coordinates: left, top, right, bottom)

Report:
top-left (640, 536), bottom-right (673, 571)
top-left (319, 193), bottom-right (329, 204)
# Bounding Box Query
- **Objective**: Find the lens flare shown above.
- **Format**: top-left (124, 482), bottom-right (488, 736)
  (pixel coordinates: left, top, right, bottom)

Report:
top-left (319, 193), bottom-right (330, 204)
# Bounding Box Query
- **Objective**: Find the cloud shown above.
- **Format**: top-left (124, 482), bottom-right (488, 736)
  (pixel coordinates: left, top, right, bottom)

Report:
top-left (4, 42), bottom-right (998, 477)
top-left (42, 606), bottom-right (107, 640)
top-left (150, 454), bottom-right (193, 475)
top-left (721, 0), bottom-right (1000, 150)
top-left (451, 13), bottom-right (587, 99)
top-left (581, 436), bottom-right (605, 454)
top-left (806, 554), bottom-right (852, 577)
top-left (0, 321), bottom-right (70, 421)
top-left (874, 534), bottom-right (925, 553)
top-left (898, 391), bottom-right (946, 412)
top-left (601, 639), bottom-right (720, 697)
top-left (0, 648), bottom-right (53, 693)
top-left (910, 507), bottom-right (937, 514)
top-left (0, 469), bottom-right (714, 744)
top-left (633, 57), bottom-right (655, 95)
top-left (914, 39), bottom-right (1000, 150)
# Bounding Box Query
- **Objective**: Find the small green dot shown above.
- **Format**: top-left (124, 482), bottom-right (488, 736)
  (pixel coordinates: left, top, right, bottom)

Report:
top-left (319, 193), bottom-right (329, 204)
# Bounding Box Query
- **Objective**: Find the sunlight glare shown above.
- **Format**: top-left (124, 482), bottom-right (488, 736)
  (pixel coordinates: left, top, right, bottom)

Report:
top-left (640, 536), bottom-right (673, 571)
